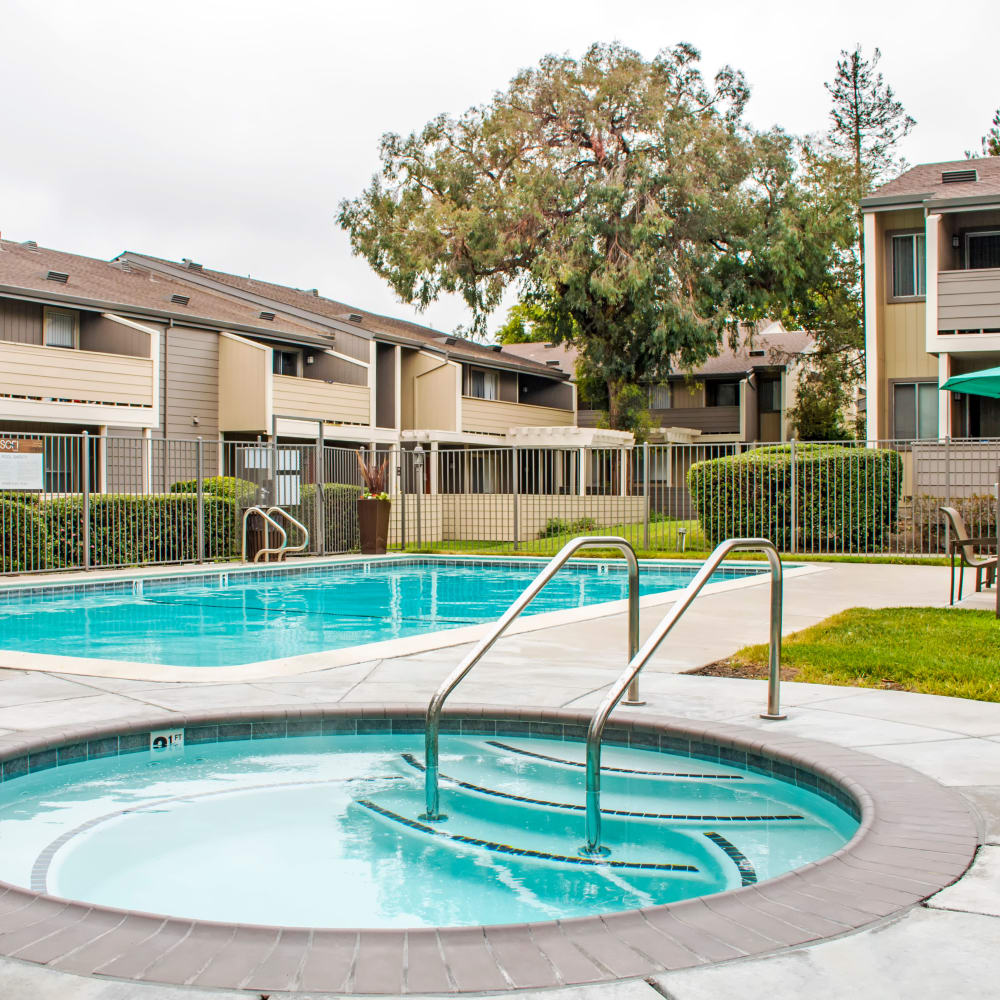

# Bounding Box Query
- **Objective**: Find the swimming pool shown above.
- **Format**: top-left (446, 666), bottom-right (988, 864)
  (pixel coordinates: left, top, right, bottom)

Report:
top-left (0, 557), bottom-right (768, 667)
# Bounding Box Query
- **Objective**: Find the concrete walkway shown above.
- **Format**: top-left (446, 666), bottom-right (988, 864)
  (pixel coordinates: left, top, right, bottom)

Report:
top-left (0, 561), bottom-right (997, 998)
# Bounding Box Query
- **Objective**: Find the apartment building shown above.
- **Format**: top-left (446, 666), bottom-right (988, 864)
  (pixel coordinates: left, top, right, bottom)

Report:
top-left (862, 156), bottom-right (1000, 440)
top-left (0, 239), bottom-right (579, 491)
top-left (504, 320), bottom-right (813, 445)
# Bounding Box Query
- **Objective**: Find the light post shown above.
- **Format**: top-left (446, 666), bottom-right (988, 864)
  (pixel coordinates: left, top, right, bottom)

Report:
top-left (414, 444), bottom-right (425, 550)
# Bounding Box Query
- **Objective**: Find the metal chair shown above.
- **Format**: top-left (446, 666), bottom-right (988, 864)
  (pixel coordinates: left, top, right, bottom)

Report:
top-left (940, 506), bottom-right (998, 604)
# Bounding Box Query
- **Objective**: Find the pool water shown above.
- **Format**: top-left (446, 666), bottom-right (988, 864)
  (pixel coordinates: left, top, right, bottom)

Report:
top-left (0, 734), bottom-right (857, 927)
top-left (0, 557), bottom-right (766, 667)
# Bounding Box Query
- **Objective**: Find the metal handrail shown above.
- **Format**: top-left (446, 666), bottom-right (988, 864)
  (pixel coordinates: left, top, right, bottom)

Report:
top-left (582, 537), bottom-right (784, 857)
top-left (266, 506), bottom-right (310, 559)
top-left (422, 536), bottom-right (640, 821)
top-left (241, 505), bottom-right (288, 563)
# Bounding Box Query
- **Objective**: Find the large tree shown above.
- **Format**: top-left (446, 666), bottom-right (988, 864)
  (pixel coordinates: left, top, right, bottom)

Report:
top-left (979, 108), bottom-right (1000, 157)
top-left (339, 43), bottom-right (827, 430)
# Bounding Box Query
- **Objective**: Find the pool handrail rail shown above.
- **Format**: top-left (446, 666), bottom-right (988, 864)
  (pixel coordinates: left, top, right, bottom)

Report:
top-left (422, 536), bottom-right (640, 821)
top-left (266, 506), bottom-right (310, 559)
top-left (241, 505), bottom-right (288, 563)
top-left (581, 537), bottom-right (784, 856)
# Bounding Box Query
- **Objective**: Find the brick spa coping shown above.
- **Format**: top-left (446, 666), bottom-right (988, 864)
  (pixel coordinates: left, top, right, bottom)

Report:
top-left (0, 704), bottom-right (980, 995)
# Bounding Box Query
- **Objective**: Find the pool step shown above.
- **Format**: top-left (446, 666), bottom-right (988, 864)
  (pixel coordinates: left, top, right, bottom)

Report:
top-left (400, 753), bottom-right (805, 825)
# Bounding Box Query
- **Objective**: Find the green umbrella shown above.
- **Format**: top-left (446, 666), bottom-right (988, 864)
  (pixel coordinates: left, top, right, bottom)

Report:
top-left (940, 366), bottom-right (1000, 399)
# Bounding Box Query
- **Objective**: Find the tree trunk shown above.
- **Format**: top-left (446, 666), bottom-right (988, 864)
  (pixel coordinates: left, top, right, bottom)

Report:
top-left (606, 378), bottom-right (626, 431)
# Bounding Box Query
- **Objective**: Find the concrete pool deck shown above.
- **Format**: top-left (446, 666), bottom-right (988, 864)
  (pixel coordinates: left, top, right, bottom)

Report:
top-left (0, 560), bottom-right (996, 998)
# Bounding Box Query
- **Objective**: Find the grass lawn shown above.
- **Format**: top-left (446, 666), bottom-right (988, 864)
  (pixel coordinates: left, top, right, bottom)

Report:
top-left (697, 607), bottom-right (1000, 702)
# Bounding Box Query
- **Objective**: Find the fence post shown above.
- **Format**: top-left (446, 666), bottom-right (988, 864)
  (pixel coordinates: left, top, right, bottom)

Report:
top-left (512, 446), bottom-right (520, 552)
top-left (397, 452), bottom-right (406, 550)
top-left (195, 437), bottom-right (205, 564)
top-left (81, 431), bottom-right (91, 569)
top-left (789, 437), bottom-right (798, 555)
top-left (414, 444), bottom-right (424, 550)
top-left (643, 441), bottom-right (650, 551)
top-left (315, 421), bottom-right (325, 555)
top-left (944, 436), bottom-right (951, 553)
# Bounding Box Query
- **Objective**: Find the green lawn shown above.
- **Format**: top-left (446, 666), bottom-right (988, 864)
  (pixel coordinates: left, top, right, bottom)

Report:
top-left (704, 607), bottom-right (1000, 702)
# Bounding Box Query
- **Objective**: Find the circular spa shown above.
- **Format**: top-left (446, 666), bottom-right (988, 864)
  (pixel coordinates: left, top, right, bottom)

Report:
top-left (1, 717), bottom-right (858, 929)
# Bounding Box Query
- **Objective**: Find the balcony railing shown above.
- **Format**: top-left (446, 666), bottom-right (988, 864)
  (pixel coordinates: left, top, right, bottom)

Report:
top-left (938, 267), bottom-right (1000, 335)
top-left (462, 397), bottom-right (575, 434)
top-left (272, 374), bottom-right (370, 426)
top-left (0, 340), bottom-right (156, 415)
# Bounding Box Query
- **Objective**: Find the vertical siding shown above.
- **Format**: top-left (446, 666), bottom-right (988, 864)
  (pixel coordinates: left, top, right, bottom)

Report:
top-left (0, 299), bottom-right (43, 344)
top-left (334, 330), bottom-right (371, 361)
top-left (79, 314), bottom-right (150, 357)
top-left (883, 302), bottom-right (935, 379)
top-left (166, 326), bottom-right (220, 440)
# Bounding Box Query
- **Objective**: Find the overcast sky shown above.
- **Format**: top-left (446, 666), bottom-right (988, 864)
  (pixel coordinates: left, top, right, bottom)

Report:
top-left (1, 0), bottom-right (996, 336)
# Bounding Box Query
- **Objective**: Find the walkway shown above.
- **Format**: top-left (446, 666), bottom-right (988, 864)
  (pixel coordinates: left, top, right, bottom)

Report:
top-left (0, 561), bottom-right (996, 998)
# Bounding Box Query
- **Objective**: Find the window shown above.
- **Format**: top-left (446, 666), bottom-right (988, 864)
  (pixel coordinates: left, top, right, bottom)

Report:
top-left (272, 349), bottom-right (299, 376)
top-left (467, 368), bottom-right (498, 400)
top-left (758, 377), bottom-right (781, 413)
top-left (890, 233), bottom-right (926, 298)
top-left (648, 383), bottom-right (671, 409)
top-left (706, 381), bottom-right (740, 407)
top-left (43, 308), bottom-right (77, 348)
top-left (967, 232), bottom-right (1000, 270)
top-left (893, 382), bottom-right (939, 440)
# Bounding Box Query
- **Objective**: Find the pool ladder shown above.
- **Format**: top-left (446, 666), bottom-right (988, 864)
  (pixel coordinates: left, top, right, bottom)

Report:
top-left (421, 536), bottom-right (785, 858)
top-left (241, 506), bottom-right (309, 563)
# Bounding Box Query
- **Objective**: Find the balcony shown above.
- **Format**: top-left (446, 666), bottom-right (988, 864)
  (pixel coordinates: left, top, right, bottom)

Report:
top-left (937, 268), bottom-right (1000, 341)
top-left (0, 340), bottom-right (157, 427)
top-left (272, 374), bottom-right (370, 425)
top-left (462, 397), bottom-right (575, 435)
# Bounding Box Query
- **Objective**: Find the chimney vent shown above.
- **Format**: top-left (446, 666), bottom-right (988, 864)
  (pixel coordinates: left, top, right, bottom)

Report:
top-left (46, 270), bottom-right (69, 283)
top-left (23, 240), bottom-right (38, 250)
top-left (182, 258), bottom-right (203, 272)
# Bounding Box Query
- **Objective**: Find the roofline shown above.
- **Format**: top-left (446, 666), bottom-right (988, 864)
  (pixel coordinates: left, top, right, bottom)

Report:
top-left (926, 193), bottom-right (1000, 212)
top-left (860, 193), bottom-right (929, 212)
top-left (120, 251), bottom-right (568, 381)
top-left (862, 191), bottom-right (1000, 214)
top-left (0, 284), bottom-right (339, 347)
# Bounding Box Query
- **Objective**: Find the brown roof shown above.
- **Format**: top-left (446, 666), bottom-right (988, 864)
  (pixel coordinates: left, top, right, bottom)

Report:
top-left (125, 253), bottom-right (568, 379)
top-left (0, 240), bottom-right (337, 344)
top-left (865, 157), bottom-right (1000, 203)
top-left (501, 321), bottom-right (814, 379)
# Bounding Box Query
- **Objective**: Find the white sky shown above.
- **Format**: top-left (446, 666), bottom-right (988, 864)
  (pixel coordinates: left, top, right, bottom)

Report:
top-left (1, 0), bottom-right (996, 336)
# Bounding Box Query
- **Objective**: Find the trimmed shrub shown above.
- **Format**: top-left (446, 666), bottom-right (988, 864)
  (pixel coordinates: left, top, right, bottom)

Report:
top-left (44, 494), bottom-right (240, 568)
top-left (687, 444), bottom-right (903, 553)
top-left (912, 494), bottom-right (997, 553)
top-left (298, 483), bottom-right (364, 552)
top-left (538, 516), bottom-right (599, 539)
top-left (0, 498), bottom-right (50, 572)
top-left (170, 475), bottom-right (258, 506)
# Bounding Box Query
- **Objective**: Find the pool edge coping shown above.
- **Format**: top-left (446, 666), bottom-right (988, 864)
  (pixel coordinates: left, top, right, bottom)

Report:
top-left (0, 703), bottom-right (979, 994)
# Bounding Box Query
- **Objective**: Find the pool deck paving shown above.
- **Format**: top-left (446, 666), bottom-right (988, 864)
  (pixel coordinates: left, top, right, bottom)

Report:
top-left (0, 560), bottom-right (997, 998)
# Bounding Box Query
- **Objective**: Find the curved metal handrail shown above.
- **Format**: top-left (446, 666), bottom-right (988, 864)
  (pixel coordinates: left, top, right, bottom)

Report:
top-left (423, 536), bottom-right (640, 821)
top-left (266, 506), bottom-right (310, 559)
top-left (241, 505), bottom-right (288, 563)
top-left (582, 537), bottom-right (784, 856)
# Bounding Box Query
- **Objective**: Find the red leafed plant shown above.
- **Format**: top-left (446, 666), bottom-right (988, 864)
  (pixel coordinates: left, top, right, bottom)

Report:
top-left (356, 450), bottom-right (389, 499)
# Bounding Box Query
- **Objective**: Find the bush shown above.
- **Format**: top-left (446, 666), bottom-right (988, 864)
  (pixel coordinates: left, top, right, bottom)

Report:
top-left (538, 516), bottom-right (599, 539)
top-left (912, 495), bottom-right (997, 553)
top-left (0, 499), bottom-right (50, 572)
top-left (298, 483), bottom-right (364, 552)
top-left (687, 443), bottom-right (903, 553)
top-left (170, 475), bottom-right (258, 505)
top-left (45, 494), bottom-right (240, 568)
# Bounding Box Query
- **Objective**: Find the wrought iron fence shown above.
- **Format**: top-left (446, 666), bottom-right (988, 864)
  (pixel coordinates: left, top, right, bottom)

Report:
top-left (1, 431), bottom-right (999, 575)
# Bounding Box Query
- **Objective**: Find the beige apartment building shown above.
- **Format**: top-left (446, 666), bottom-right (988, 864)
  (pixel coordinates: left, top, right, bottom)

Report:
top-left (863, 157), bottom-right (1000, 441)
top-left (0, 239), bottom-right (582, 492)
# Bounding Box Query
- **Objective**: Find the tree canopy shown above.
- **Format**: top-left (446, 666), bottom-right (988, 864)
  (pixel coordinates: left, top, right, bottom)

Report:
top-left (339, 43), bottom-right (837, 429)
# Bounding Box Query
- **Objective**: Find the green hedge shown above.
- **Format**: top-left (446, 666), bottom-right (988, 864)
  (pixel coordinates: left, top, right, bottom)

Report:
top-left (170, 475), bottom-right (258, 505)
top-left (0, 499), bottom-right (50, 572)
top-left (687, 444), bottom-right (903, 553)
top-left (44, 495), bottom-right (239, 568)
top-left (298, 483), bottom-right (364, 553)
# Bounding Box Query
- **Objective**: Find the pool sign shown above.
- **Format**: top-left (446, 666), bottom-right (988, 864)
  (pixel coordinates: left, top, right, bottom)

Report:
top-left (150, 729), bottom-right (185, 753)
top-left (0, 439), bottom-right (44, 491)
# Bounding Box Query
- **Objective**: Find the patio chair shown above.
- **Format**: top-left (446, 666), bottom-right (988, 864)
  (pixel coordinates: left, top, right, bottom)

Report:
top-left (940, 506), bottom-right (998, 605)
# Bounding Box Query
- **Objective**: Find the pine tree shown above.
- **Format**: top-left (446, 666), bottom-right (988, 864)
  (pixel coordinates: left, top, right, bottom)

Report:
top-left (982, 108), bottom-right (1000, 157)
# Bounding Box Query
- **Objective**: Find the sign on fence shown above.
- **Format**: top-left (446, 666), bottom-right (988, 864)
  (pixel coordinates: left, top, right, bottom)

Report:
top-left (0, 439), bottom-right (43, 491)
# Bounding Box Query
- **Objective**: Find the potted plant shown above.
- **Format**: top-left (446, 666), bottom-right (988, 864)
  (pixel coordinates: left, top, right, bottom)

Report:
top-left (356, 451), bottom-right (391, 554)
